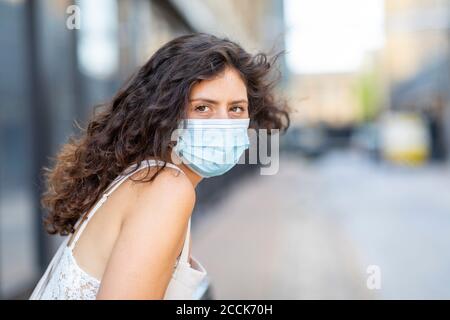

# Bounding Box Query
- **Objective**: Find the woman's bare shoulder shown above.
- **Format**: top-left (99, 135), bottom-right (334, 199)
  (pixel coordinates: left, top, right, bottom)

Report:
top-left (122, 163), bottom-right (196, 222)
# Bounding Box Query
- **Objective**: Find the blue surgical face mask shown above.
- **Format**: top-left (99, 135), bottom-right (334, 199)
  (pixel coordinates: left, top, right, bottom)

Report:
top-left (172, 118), bottom-right (250, 178)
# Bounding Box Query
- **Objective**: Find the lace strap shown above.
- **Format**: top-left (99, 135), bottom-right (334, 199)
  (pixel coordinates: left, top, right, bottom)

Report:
top-left (103, 160), bottom-right (184, 198)
top-left (68, 159), bottom-right (186, 250)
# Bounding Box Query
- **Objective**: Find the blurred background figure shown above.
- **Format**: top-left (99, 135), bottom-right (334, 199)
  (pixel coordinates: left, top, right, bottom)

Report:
top-left (1, 0), bottom-right (450, 299)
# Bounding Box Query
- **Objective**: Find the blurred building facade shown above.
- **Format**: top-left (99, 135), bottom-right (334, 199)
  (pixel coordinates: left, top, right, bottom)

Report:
top-left (0, 0), bottom-right (286, 299)
top-left (283, 0), bottom-right (450, 164)
top-left (382, 0), bottom-right (450, 161)
top-left (287, 73), bottom-right (363, 127)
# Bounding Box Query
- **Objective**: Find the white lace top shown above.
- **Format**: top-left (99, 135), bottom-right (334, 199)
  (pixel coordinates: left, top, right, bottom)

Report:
top-left (29, 160), bottom-right (208, 300)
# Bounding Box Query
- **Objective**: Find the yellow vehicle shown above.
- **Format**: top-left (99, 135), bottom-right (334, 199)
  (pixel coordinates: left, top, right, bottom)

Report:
top-left (379, 112), bottom-right (430, 165)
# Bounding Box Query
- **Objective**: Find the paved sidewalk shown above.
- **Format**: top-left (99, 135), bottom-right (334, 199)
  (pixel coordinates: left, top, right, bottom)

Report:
top-left (191, 153), bottom-right (375, 299)
top-left (191, 150), bottom-right (450, 299)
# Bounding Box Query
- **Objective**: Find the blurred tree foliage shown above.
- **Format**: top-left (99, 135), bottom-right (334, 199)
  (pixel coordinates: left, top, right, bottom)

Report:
top-left (353, 65), bottom-right (383, 123)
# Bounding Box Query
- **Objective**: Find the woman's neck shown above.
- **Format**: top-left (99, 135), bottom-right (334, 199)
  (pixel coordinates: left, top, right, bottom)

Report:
top-left (159, 151), bottom-right (203, 188)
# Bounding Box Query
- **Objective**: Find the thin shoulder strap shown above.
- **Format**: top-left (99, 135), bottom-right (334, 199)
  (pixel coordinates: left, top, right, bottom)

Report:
top-left (103, 159), bottom-right (184, 198)
top-left (68, 159), bottom-right (185, 250)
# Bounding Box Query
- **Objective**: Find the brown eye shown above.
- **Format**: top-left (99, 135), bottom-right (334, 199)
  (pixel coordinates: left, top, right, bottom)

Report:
top-left (230, 105), bottom-right (244, 113)
top-left (195, 105), bottom-right (210, 112)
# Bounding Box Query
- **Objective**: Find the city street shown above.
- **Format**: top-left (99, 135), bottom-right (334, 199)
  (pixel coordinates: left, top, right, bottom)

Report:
top-left (192, 150), bottom-right (450, 299)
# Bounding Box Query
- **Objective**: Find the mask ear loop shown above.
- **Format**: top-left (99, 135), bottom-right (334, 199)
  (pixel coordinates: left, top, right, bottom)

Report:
top-left (171, 119), bottom-right (211, 178)
top-left (170, 119), bottom-right (187, 166)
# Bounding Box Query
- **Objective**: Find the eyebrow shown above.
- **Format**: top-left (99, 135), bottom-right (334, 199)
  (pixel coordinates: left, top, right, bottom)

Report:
top-left (189, 98), bottom-right (248, 105)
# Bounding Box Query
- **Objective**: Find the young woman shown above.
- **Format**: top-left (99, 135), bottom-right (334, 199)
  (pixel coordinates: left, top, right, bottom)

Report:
top-left (29, 33), bottom-right (290, 300)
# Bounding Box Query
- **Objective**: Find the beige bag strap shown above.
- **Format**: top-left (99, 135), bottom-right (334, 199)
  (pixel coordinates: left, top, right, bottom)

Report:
top-left (179, 217), bottom-right (191, 264)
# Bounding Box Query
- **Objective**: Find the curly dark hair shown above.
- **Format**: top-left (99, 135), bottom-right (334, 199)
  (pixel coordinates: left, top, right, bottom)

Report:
top-left (42, 32), bottom-right (291, 235)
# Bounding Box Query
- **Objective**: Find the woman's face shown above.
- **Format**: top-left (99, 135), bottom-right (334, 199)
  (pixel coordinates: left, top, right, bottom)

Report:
top-left (186, 66), bottom-right (249, 119)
